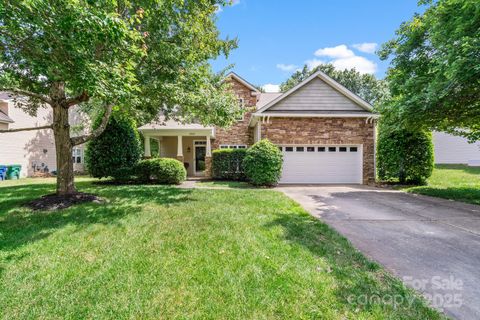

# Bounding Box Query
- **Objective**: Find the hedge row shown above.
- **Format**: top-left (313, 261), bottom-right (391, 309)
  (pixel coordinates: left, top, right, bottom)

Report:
top-left (112, 158), bottom-right (186, 185)
top-left (212, 148), bottom-right (247, 180)
top-left (212, 139), bottom-right (283, 186)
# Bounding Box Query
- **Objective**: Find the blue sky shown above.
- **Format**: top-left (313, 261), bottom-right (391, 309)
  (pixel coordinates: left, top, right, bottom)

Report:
top-left (211, 0), bottom-right (424, 92)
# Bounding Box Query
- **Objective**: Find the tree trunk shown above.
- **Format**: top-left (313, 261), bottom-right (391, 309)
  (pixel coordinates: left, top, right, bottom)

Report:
top-left (52, 105), bottom-right (75, 195)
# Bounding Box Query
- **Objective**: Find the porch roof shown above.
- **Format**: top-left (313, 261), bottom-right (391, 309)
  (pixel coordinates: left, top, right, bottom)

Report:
top-left (138, 118), bottom-right (214, 137)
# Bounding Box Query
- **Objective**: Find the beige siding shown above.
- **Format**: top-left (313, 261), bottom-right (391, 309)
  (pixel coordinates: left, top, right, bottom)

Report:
top-left (269, 77), bottom-right (365, 112)
top-left (0, 101), bottom-right (86, 177)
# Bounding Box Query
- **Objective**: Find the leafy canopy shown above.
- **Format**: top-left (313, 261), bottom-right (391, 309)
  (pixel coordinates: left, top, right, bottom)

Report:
top-left (280, 64), bottom-right (388, 106)
top-left (0, 0), bottom-right (242, 126)
top-left (379, 0), bottom-right (480, 141)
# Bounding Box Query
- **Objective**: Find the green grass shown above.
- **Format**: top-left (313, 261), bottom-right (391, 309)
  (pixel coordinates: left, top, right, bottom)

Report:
top-left (404, 164), bottom-right (480, 205)
top-left (0, 178), bottom-right (442, 319)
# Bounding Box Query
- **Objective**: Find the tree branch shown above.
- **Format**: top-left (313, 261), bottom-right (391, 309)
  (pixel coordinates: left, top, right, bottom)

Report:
top-left (66, 91), bottom-right (89, 107)
top-left (0, 124), bottom-right (52, 133)
top-left (0, 88), bottom-right (52, 105)
top-left (71, 104), bottom-right (114, 146)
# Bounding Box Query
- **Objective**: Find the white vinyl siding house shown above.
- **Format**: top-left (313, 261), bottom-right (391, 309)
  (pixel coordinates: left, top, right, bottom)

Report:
top-left (433, 132), bottom-right (480, 166)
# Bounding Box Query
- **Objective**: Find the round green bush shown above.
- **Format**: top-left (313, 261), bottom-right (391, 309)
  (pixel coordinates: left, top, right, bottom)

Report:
top-left (136, 158), bottom-right (186, 184)
top-left (85, 111), bottom-right (142, 180)
top-left (243, 139), bottom-right (283, 186)
top-left (377, 120), bottom-right (434, 184)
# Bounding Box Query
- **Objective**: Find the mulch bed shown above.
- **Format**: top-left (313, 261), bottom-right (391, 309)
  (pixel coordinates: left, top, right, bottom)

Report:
top-left (25, 192), bottom-right (105, 211)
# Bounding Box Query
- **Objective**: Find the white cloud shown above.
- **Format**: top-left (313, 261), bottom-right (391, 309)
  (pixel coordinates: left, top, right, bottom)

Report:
top-left (304, 58), bottom-right (325, 71)
top-left (276, 63), bottom-right (298, 72)
top-left (314, 45), bottom-right (354, 59)
top-left (330, 56), bottom-right (377, 74)
top-left (352, 42), bottom-right (378, 54)
top-left (263, 84), bottom-right (281, 93)
top-left (310, 44), bottom-right (377, 74)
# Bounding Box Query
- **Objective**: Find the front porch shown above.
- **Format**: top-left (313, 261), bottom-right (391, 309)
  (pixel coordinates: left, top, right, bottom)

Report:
top-left (139, 122), bottom-right (214, 178)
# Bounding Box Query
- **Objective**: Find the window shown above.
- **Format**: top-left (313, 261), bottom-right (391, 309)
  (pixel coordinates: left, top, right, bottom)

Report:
top-left (220, 144), bottom-right (247, 149)
top-left (350, 147), bottom-right (358, 152)
top-left (296, 146), bottom-right (304, 152)
top-left (278, 146), bottom-right (283, 151)
top-left (328, 147), bottom-right (336, 152)
top-left (285, 146), bottom-right (294, 152)
top-left (194, 141), bottom-right (206, 145)
top-left (72, 148), bottom-right (83, 164)
top-left (339, 147), bottom-right (347, 152)
top-left (307, 147), bottom-right (315, 152)
top-left (318, 147), bottom-right (326, 152)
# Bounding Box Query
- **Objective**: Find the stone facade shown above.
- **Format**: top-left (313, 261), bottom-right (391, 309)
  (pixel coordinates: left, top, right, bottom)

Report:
top-left (260, 117), bottom-right (375, 184)
top-left (212, 78), bottom-right (257, 149)
top-left (204, 156), bottom-right (212, 178)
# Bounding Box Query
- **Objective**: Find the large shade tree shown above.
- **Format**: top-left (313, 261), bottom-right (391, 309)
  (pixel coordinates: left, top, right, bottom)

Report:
top-left (378, 0), bottom-right (480, 141)
top-left (0, 0), bottom-right (240, 195)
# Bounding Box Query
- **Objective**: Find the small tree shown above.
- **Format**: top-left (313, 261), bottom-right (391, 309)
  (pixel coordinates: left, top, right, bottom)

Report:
top-left (243, 139), bottom-right (283, 186)
top-left (85, 111), bottom-right (141, 179)
top-left (379, 0), bottom-right (480, 141)
top-left (377, 120), bottom-right (434, 184)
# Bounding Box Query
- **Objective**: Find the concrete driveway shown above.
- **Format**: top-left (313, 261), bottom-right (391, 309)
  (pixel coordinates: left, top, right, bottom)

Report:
top-left (278, 185), bottom-right (480, 319)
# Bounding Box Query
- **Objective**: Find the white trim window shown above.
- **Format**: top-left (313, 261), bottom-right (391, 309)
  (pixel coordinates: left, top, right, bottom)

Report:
top-left (220, 144), bottom-right (247, 149)
top-left (72, 147), bottom-right (83, 164)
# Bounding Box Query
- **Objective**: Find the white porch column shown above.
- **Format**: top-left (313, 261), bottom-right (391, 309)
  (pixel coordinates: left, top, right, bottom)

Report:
top-left (144, 135), bottom-right (151, 157)
top-left (206, 135), bottom-right (212, 157)
top-left (177, 135), bottom-right (183, 157)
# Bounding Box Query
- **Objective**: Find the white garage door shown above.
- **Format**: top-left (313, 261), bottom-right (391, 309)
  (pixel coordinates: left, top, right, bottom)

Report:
top-left (279, 145), bottom-right (363, 184)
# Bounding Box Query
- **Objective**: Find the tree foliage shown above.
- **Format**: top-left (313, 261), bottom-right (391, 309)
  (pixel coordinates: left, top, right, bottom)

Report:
top-left (0, 0), bottom-right (240, 194)
top-left (377, 120), bottom-right (434, 184)
top-left (280, 64), bottom-right (388, 106)
top-left (379, 0), bottom-right (480, 141)
top-left (85, 111), bottom-right (141, 179)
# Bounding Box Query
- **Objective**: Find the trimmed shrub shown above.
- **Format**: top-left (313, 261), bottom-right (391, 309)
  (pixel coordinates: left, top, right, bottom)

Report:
top-left (243, 139), bottom-right (283, 186)
top-left (85, 111), bottom-right (142, 180)
top-left (212, 148), bottom-right (247, 180)
top-left (377, 121), bottom-right (434, 184)
top-left (136, 158), bottom-right (186, 184)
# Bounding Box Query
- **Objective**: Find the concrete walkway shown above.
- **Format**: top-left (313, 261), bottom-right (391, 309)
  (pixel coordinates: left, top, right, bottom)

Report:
top-left (278, 185), bottom-right (480, 319)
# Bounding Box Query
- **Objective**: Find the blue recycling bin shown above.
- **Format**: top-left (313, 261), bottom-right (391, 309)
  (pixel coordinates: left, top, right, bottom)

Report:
top-left (0, 165), bottom-right (7, 181)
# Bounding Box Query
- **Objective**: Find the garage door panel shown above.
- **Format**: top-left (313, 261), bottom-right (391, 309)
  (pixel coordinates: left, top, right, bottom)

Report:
top-left (280, 145), bottom-right (362, 184)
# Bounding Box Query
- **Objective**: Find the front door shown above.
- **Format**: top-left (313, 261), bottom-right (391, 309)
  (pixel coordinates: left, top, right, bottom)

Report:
top-left (194, 141), bottom-right (207, 176)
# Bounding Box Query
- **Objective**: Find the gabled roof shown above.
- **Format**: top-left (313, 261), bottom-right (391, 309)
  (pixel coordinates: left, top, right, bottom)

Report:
top-left (226, 72), bottom-right (260, 93)
top-left (255, 70), bottom-right (373, 114)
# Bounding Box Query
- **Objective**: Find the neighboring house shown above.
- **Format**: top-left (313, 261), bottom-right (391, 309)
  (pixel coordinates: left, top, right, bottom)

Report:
top-left (433, 131), bottom-right (480, 166)
top-left (139, 71), bottom-right (378, 184)
top-left (0, 93), bottom-right (87, 177)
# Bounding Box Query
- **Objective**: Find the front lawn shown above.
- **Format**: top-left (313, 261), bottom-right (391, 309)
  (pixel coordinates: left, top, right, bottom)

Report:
top-left (404, 164), bottom-right (480, 205)
top-left (0, 178), bottom-right (441, 319)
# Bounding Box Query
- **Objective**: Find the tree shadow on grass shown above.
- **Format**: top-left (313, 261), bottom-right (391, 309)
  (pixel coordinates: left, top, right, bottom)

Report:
top-left (264, 211), bottom-right (439, 318)
top-left (0, 183), bottom-right (193, 254)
